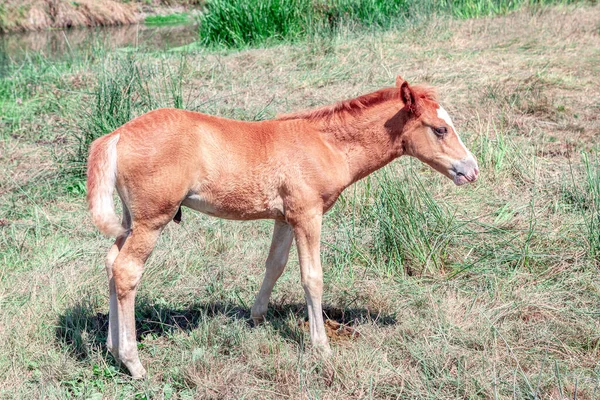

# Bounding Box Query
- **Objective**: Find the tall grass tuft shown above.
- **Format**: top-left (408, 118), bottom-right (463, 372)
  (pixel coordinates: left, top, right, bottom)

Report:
top-left (71, 56), bottom-right (138, 179)
top-left (198, 0), bottom-right (317, 48)
top-left (582, 152), bottom-right (600, 264)
top-left (68, 53), bottom-right (188, 179)
top-left (197, 0), bottom-right (410, 48)
top-left (370, 168), bottom-right (456, 276)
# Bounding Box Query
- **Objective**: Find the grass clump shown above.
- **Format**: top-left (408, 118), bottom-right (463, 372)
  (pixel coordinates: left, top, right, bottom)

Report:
top-left (70, 53), bottom-right (187, 179)
top-left (197, 0), bottom-right (411, 48)
top-left (198, 0), bottom-right (320, 48)
top-left (370, 168), bottom-right (456, 276)
top-left (581, 153), bottom-right (600, 263)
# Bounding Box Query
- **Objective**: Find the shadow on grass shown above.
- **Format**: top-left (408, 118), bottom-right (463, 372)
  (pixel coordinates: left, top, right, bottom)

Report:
top-left (56, 297), bottom-right (397, 361)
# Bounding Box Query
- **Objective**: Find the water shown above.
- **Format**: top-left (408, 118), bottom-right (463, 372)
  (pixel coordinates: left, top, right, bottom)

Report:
top-left (0, 23), bottom-right (198, 65)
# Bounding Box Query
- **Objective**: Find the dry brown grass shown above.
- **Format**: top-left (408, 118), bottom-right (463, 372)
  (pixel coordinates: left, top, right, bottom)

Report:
top-left (1, 0), bottom-right (136, 31)
top-left (0, 0), bottom-right (200, 32)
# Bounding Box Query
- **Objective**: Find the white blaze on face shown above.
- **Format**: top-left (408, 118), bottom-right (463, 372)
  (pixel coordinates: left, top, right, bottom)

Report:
top-left (436, 105), bottom-right (479, 185)
top-left (436, 106), bottom-right (468, 154)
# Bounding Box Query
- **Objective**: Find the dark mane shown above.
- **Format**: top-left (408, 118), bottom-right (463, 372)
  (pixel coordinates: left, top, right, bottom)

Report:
top-left (277, 84), bottom-right (437, 121)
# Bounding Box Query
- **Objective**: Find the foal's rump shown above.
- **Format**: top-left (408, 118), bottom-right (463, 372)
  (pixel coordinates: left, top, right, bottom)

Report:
top-left (87, 109), bottom-right (204, 235)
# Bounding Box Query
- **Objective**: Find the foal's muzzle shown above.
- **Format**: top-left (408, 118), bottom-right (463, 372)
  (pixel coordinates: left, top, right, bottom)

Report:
top-left (450, 155), bottom-right (479, 186)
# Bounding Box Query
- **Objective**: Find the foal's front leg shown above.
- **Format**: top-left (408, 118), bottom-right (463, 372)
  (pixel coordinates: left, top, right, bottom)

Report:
top-left (251, 220), bottom-right (294, 325)
top-left (293, 213), bottom-right (330, 354)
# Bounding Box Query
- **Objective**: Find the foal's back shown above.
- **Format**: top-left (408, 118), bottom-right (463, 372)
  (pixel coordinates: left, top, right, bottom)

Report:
top-left (112, 108), bottom-right (345, 223)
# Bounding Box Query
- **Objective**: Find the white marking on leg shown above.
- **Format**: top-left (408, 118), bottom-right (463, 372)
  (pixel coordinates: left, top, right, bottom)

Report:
top-left (105, 237), bottom-right (126, 355)
top-left (108, 291), bottom-right (118, 352)
top-left (294, 215), bottom-right (330, 353)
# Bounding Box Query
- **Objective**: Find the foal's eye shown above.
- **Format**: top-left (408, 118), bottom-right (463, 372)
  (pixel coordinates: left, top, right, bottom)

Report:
top-left (434, 127), bottom-right (447, 137)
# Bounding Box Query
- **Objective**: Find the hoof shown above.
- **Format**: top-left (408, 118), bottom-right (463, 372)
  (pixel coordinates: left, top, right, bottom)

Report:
top-left (314, 343), bottom-right (333, 358)
top-left (120, 355), bottom-right (146, 379)
top-left (251, 312), bottom-right (266, 327)
top-left (127, 363), bottom-right (147, 379)
top-left (130, 370), bottom-right (147, 380)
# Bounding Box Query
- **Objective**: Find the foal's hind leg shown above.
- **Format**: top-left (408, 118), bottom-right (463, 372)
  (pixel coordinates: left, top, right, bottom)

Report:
top-left (109, 224), bottom-right (161, 378)
top-left (251, 220), bottom-right (294, 325)
top-left (106, 203), bottom-right (131, 356)
top-left (105, 233), bottom-right (128, 357)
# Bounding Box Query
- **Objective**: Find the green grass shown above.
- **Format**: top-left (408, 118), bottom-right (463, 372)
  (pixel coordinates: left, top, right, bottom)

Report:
top-left (197, 0), bottom-right (415, 48)
top-left (198, 0), bottom-right (321, 48)
top-left (581, 153), bottom-right (600, 263)
top-left (370, 168), bottom-right (456, 276)
top-left (2, 3), bottom-right (600, 399)
top-left (198, 0), bottom-right (586, 48)
top-left (71, 54), bottom-right (186, 179)
top-left (144, 12), bottom-right (192, 26)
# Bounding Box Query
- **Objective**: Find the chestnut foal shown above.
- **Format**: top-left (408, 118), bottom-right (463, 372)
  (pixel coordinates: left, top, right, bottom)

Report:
top-left (87, 76), bottom-right (478, 378)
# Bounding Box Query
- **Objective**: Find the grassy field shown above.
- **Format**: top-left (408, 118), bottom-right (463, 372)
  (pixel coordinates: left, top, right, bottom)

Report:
top-left (1, 2), bottom-right (600, 399)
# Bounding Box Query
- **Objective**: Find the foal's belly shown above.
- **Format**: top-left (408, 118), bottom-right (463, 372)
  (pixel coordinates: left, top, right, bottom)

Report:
top-left (181, 191), bottom-right (285, 221)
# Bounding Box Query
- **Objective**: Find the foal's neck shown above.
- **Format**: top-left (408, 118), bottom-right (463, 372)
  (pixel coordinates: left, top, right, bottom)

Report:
top-left (318, 101), bottom-right (406, 186)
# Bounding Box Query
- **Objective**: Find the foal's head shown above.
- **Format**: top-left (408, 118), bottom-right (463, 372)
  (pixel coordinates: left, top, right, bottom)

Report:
top-left (396, 77), bottom-right (479, 186)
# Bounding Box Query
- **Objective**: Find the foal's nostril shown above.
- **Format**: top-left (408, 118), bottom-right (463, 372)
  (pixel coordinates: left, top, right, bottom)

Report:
top-left (451, 157), bottom-right (479, 184)
top-left (458, 170), bottom-right (478, 183)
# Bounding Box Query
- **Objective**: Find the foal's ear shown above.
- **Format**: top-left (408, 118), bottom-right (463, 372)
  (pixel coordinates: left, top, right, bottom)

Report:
top-left (400, 81), bottom-right (416, 111)
top-left (395, 75), bottom-right (405, 87)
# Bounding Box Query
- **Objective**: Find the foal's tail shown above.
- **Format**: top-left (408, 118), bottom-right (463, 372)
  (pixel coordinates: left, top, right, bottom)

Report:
top-left (86, 133), bottom-right (126, 237)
